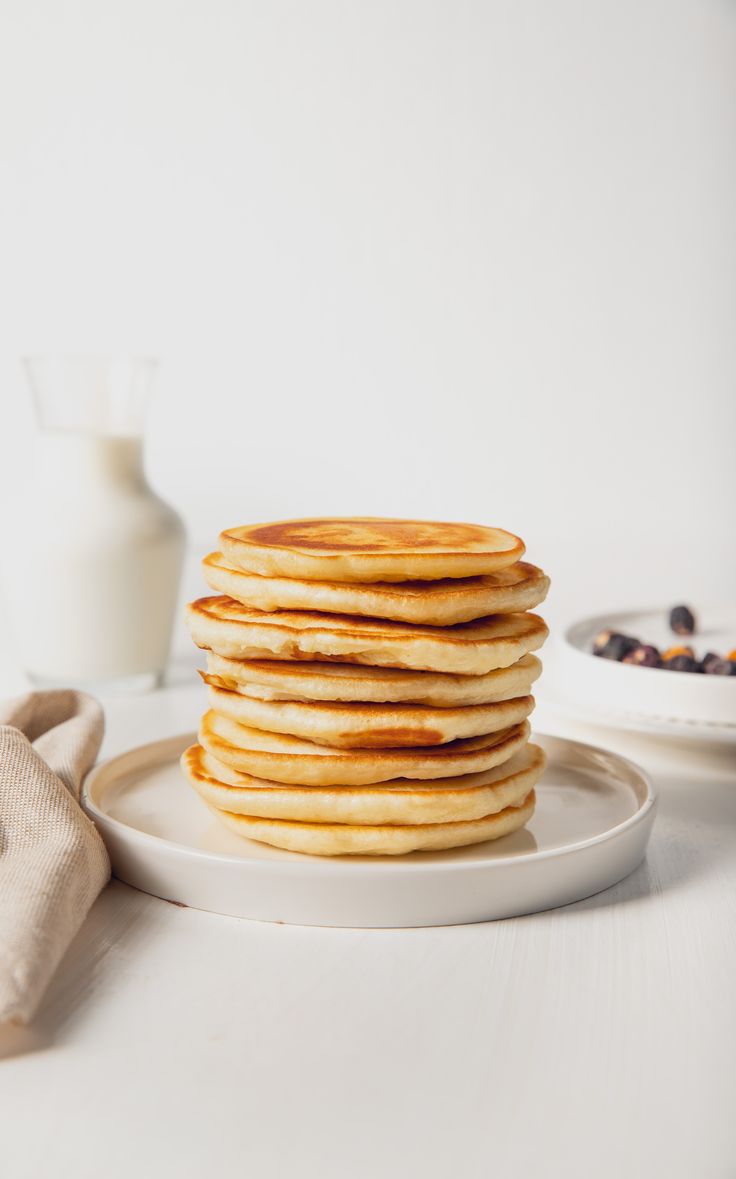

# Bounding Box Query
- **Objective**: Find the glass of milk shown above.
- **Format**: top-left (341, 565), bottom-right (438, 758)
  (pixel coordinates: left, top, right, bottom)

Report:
top-left (5, 356), bottom-right (186, 691)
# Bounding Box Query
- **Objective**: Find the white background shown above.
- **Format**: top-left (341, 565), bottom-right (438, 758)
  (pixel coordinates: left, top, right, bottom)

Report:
top-left (0, 0), bottom-right (734, 623)
top-left (1, 9), bottom-right (735, 1178)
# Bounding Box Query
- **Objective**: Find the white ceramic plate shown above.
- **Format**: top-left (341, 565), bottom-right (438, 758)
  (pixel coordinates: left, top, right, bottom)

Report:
top-left (82, 732), bottom-right (656, 928)
top-left (554, 605), bottom-right (736, 743)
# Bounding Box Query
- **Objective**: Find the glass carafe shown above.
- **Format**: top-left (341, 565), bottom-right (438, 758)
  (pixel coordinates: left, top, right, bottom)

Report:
top-left (5, 356), bottom-right (186, 690)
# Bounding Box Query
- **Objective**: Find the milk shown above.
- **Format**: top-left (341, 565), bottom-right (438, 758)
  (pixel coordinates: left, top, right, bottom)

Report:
top-left (5, 430), bottom-right (185, 688)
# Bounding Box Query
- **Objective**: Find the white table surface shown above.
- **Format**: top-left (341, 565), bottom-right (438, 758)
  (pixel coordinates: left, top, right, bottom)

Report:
top-left (1, 654), bottom-right (735, 1179)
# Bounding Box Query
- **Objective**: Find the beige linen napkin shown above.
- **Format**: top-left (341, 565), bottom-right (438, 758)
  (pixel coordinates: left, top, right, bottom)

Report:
top-left (0, 690), bottom-right (110, 1024)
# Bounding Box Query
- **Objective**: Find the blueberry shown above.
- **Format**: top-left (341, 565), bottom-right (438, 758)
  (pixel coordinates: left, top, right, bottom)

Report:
top-left (595, 633), bottom-right (640, 661)
top-left (666, 654), bottom-right (700, 673)
top-left (702, 656), bottom-right (736, 676)
top-left (623, 644), bottom-right (661, 668)
top-left (701, 652), bottom-right (722, 674)
top-left (669, 605), bottom-right (696, 636)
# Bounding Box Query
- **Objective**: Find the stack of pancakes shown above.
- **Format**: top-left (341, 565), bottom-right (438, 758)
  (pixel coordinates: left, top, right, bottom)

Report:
top-left (182, 518), bottom-right (549, 856)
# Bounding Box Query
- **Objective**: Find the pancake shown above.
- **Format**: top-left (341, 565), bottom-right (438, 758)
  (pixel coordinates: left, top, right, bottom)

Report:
top-left (199, 710), bottom-right (531, 785)
top-left (182, 741), bottom-right (546, 825)
top-left (205, 651), bottom-right (542, 706)
top-left (205, 790), bottom-right (537, 855)
top-left (219, 517), bottom-right (525, 583)
top-left (204, 677), bottom-right (535, 748)
top-left (202, 551), bottom-right (549, 625)
top-left (187, 596), bottom-right (548, 675)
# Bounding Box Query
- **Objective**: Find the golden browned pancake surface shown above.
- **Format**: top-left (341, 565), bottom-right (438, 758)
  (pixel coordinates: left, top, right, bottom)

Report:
top-left (187, 596), bottom-right (548, 675)
top-left (204, 677), bottom-right (535, 748)
top-left (182, 741), bottom-right (545, 825)
top-left (202, 551), bottom-right (549, 624)
top-left (205, 651), bottom-right (542, 706)
top-left (206, 790), bottom-right (537, 855)
top-left (199, 710), bottom-right (531, 785)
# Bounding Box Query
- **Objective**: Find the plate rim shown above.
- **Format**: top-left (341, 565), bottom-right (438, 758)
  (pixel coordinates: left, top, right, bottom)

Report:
top-left (82, 730), bottom-right (656, 873)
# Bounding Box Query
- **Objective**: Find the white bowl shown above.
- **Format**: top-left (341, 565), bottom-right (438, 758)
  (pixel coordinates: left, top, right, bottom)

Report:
top-left (556, 605), bottom-right (736, 737)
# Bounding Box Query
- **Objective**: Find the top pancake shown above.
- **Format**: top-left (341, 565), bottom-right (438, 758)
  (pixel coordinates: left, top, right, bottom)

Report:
top-left (220, 517), bottom-right (525, 583)
top-left (202, 551), bottom-right (549, 625)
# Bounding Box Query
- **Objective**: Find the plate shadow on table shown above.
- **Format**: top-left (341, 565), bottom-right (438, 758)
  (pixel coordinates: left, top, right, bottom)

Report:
top-left (550, 774), bottom-right (736, 916)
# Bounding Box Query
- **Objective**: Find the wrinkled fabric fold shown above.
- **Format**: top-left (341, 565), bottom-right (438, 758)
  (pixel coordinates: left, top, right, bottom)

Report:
top-left (0, 691), bottom-right (109, 1024)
